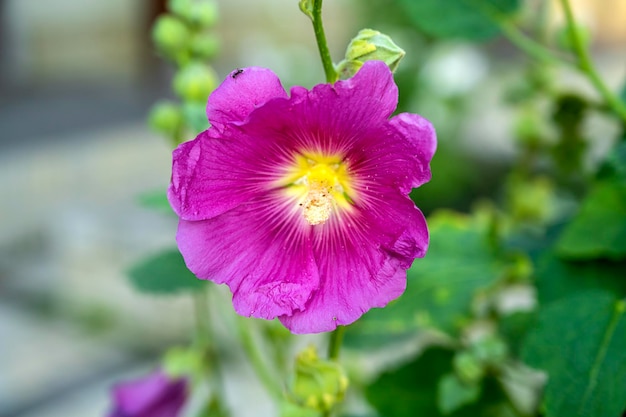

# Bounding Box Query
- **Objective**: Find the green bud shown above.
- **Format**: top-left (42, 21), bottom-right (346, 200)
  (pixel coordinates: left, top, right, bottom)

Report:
top-left (453, 351), bottom-right (485, 385)
top-left (299, 0), bottom-right (314, 20)
top-left (148, 100), bottom-right (183, 137)
top-left (513, 107), bottom-right (549, 149)
top-left (336, 29), bottom-right (405, 79)
top-left (162, 345), bottom-right (206, 383)
top-left (470, 335), bottom-right (509, 367)
top-left (287, 346), bottom-right (349, 413)
top-left (168, 0), bottom-right (193, 16)
top-left (280, 401), bottom-right (321, 417)
top-left (508, 176), bottom-right (555, 224)
top-left (556, 24), bottom-right (591, 53)
top-left (170, 0), bottom-right (219, 28)
top-left (173, 63), bottom-right (219, 103)
top-left (152, 15), bottom-right (191, 59)
top-left (190, 32), bottom-right (220, 59)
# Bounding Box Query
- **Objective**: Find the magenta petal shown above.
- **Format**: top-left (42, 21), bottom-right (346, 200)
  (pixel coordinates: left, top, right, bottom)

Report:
top-left (170, 61), bottom-right (437, 334)
top-left (329, 60), bottom-right (398, 122)
top-left (280, 190), bottom-right (428, 334)
top-left (207, 67), bottom-right (288, 132)
top-left (167, 131), bottom-right (253, 221)
top-left (176, 195), bottom-right (319, 319)
top-left (387, 112), bottom-right (437, 190)
top-left (279, 236), bottom-right (407, 334)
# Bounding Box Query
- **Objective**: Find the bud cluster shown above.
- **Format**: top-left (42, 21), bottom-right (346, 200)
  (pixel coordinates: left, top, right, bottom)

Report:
top-left (286, 346), bottom-right (349, 414)
top-left (148, 0), bottom-right (220, 144)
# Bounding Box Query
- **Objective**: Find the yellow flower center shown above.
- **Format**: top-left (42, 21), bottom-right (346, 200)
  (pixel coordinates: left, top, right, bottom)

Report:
top-left (278, 152), bottom-right (354, 226)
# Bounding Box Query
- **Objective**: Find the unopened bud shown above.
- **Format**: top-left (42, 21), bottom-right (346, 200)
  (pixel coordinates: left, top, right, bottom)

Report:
top-left (162, 346), bottom-right (206, 383)
top-left (453, 351), bottom-right (485, 385)
top-left (470, 335), bottom-right (509, 366)
top-left (148, 100), bottom-right (183, 137)
top-left (556, 24), bottom-right (591, 52)
top-left (152, 15), bottom-right (191, 59)
top-left (288, 346), bottom-right (348, 413)
top-left (190, 32), bottom-right (220, 59)
top-left (299, 0), bottom-right (314, 20)
top-left (173, 63), bottom-right (219, 103)
top-left (169, 0), bottom-right (219, 28)
top-left (336, 29), bottom-right (405, 79)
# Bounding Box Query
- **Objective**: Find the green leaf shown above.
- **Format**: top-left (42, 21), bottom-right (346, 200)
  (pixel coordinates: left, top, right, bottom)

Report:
top-left (396, 0), bottom-right (520, 41)
top-left (536, 252), bottom-right (626, 305)
top-left (597, 142), bottom-right (626, 182)
top-left (438, 373), bottom-right (482, 415)
top-left (137, 189), bottom-right (174, 215)
top-left (498, 311), bottom-right (537, 357)
top-left (366, 348), bottom-right (512, 417)
top-left (366, 348), bottom-right (454, 417)
top-left (521, 291), bottom-right (626, 417)
top-left (346, 211), bottom-right (508, 347)
top-left (556, 180), bottom-right (626, 260)
top-left (127, 248), bottom-right (206, 294)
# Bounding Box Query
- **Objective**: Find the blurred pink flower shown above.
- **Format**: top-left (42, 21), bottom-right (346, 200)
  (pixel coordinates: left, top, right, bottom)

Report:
top-left (107, 370), bottom-right (187, 417)
top-left (169, 61), bottom-right (436, 334)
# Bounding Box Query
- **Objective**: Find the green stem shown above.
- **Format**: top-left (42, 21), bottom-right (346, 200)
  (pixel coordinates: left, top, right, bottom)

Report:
top-left (559, 0), bottom-right (626, 124)
top-left (497, 18), bottom-right (568, 66)
top-left (327, 325), bottom-right (346, 361)
top-left (235, 316), bottom-right (283, 400)
top-left (311, 0), bottom-right (338, 83)
top-left (193, 291), bottom-right (211, 348)
top-left (193, 290), bottom-right (228, 405)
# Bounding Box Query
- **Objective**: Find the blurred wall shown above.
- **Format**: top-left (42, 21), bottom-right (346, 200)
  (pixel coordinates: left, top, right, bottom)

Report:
top-left (1, 0), bottom-right (150, 88)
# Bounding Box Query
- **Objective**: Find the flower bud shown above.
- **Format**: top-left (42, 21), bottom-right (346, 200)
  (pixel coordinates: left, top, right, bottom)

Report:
top-left (190, 32), bottom-right (220, 59)
top-left (287, 346), bottom-right (349, 413)
top-left (173, 63), bottom-right (219, 103)
top-left (556, 24), bottom-right (591, 53)
top-left (106, 370), bottom-right (188, 417)
top-left (470, 334), bottom-right (509, 367)
top-left (163, 346), bottom-right (206, 382)
top-left (152, 15), bottom-right (191, 59)
top-left (336, 29), bottom-right (405, 79)
top-left (169, 0), bottom-right (219, 28)
top-left (148, 100), bottom-right (183, 137)
top-left (453, 351), bottom-right (485, 385)
top-left (299, 0), bottom-right (314, 20)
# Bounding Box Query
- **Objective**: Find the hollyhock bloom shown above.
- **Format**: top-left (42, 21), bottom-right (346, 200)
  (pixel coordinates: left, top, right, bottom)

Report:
top-left (168, 60), bottom-right (436, 334)
top-left (107, 370), bottom-right (188, 417)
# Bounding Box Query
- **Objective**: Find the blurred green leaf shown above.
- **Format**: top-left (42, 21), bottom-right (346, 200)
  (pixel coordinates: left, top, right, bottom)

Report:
top-left (346, 211), bottom-right (507, 347)
top-left (366, 347), bottom-right (454, 417)
top-left (556, 180), bottom-right (626, 260)
top-left (498, 311), bottom-right (537, 357)
top-left (536, 252), bottom-right (626, 305)
top-left (521, 291), bottom-right (626, 417)
top-left (438, 373), bottom-right (481, 415)
top-left (597, 142), bottom-right (626, 182)
top-left (137, 189), bottom-right (173, 215)
top-left (396, 0), bottom-right (520, 40)
top-left (128, 248), bottom-right (206, 294)
top-left (366, 348), bottom-right (512, 417)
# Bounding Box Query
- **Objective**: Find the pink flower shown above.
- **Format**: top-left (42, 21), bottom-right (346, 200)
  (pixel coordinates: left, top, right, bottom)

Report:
top-left (107, 370), bottom-right (187, 417)
top-left (168, 61), bottom-right (436, 334)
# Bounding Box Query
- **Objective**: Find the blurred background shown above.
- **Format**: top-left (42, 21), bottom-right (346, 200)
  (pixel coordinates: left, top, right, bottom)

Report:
top-left (0, 0), bottom-right (624, 416)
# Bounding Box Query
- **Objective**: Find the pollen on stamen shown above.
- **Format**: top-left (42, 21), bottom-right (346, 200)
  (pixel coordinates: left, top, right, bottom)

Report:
top-left (303, 183), bottom-right (333, 225)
